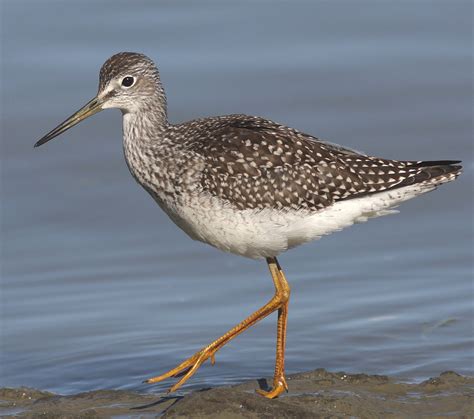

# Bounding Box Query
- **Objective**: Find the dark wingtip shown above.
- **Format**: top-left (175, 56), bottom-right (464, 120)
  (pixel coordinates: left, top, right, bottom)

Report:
top-left (414, 160), bottom-right (462, 167)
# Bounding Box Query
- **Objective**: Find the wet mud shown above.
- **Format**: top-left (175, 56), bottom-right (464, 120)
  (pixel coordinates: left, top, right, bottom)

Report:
top-left (1, 369), bottom-right (472, 418)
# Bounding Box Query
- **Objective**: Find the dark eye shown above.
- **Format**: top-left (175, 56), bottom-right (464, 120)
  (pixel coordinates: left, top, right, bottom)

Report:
top-left (121, 76), bottom-right (135, 88)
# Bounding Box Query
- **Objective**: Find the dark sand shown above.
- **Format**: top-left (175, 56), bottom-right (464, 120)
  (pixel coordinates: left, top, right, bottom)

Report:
top-left (1, 369), bottom-right (472, 418)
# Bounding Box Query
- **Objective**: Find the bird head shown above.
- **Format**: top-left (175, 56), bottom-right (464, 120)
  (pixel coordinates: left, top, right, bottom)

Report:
top-left (34, 52), bottom-right (165, 148)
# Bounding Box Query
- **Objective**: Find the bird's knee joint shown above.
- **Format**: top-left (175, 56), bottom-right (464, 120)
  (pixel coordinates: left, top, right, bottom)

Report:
top-left (275, 288), bottom-right (290, 304)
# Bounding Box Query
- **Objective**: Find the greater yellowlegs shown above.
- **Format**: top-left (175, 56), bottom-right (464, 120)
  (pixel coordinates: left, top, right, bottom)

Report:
top-left (35, 52), bottom-right (462, 398)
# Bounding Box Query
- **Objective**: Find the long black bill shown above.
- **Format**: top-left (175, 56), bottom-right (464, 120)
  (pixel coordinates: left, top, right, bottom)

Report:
top-left (34, 97), bottom-right (102, 148)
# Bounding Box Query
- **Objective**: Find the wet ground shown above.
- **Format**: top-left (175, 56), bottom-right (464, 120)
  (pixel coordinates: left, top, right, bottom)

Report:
top-left (1, 369), bottom-right (472, 418)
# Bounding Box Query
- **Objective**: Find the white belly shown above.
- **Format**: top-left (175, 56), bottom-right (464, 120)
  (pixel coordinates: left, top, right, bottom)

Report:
top-left (156, 182), bottom-right (438, 259)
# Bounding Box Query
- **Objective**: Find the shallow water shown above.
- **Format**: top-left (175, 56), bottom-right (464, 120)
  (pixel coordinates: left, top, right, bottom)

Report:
top-left (1, 0), bottom-right (472, 395)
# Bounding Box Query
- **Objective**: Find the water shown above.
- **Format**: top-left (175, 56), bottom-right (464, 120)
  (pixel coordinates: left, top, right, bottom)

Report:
top-left (1, 0), bottom-right (472, 395)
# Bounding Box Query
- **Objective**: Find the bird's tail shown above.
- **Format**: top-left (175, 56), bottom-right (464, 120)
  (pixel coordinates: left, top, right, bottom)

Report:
top-left (398, 160), bottom-right (462, 188)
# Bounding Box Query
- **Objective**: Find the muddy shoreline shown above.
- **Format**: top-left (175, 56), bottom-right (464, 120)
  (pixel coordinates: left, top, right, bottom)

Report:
top-left (1, 369), bottom-right (472, 418)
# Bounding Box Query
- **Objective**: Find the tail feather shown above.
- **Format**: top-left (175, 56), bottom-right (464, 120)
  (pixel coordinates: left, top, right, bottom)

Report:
top-left (408, 159), bottom-right (462, 167)
top-left (398, 160), bottom-right (462, 188)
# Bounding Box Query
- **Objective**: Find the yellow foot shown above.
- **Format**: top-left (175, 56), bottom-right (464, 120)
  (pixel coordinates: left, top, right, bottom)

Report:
top-left (255, 376), bottom-right (288, 399)
top-left (144, 346), bottom-right (217, 393)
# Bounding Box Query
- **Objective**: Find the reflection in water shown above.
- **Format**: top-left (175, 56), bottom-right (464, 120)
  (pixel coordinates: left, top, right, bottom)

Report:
top-left (2, 0), bottom-right (472, 394)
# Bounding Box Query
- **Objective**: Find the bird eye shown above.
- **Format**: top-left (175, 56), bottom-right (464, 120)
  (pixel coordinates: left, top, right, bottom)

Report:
top-left (121, 76), bottom-right (135, 88)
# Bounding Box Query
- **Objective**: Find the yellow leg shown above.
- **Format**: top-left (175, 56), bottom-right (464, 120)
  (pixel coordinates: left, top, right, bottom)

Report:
top-left (256, 258), bottom-right (290, 398)
top-left (145, 257), bottom-right (291, 399)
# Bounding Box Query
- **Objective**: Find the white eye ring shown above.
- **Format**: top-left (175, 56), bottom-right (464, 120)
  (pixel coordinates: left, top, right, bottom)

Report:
top-left (121, 75), bottom-right (136, 89)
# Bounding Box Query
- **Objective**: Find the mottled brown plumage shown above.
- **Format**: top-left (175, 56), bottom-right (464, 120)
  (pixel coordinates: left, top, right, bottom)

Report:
top-left (175, 114), bottom-right (461, 212)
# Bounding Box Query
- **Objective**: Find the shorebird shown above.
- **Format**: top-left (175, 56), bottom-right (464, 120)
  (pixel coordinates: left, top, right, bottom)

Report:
top-left (35, 52), bottom-right (462, 398)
